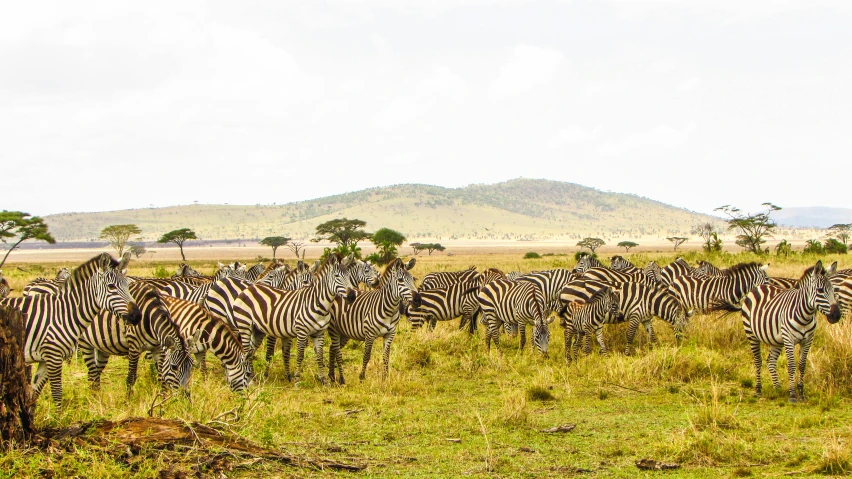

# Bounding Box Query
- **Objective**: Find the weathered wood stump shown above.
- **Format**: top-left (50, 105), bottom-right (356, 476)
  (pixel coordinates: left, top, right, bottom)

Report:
top-left (0, 305), bottom-right (33, 446)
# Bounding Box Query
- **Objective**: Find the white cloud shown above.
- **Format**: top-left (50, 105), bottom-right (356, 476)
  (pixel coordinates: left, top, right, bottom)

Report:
top-left (490, 45), bottom-right (567, 96)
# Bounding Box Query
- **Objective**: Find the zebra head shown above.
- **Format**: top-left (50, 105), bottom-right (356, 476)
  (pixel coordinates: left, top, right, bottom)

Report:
top-left (573, 253), bottom-right (599, 274)
top-left (350, 259), bottom-right (380, 288)
top-left (319, 253), bottom-right (356, 302)
top-left (805, 261), bottom-right (842, 323)
top-left (160, 329), bottom-right (198, 392)
top-left (533, 314), bottom-right (555, 357)
top-left (610, 255), bottom-right (633, 271)
top-left (227, 352), bottom-right (251, 392)
top-left (55, 267), bottom-right (71, 281)
top-left (644, 261), bottom-right (663, 283)
top-left (0, 272), bottom-right (10, 299)
top-left (383, 258), bottom-right (421, 309)
top-left (93, 253), bottom-right (142, 324)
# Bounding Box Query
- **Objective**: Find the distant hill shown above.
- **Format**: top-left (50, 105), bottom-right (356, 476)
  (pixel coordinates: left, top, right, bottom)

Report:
top-left (772, 207), bottom-right (852, 228)
top-left (43, 179), bottom-right (722, 242)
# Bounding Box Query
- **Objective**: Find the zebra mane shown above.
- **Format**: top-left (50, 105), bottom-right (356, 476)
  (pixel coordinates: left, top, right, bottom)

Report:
top-left (799, 263), bottom-right (825, 281)
top-left (484, 267), bottom-right (504, 275)
top-left (315, 253), bottom-right (344, 277)
top-left (379, 258), bottom-right (405, 284)
top-left (62, 253), bottom-right (120, 291)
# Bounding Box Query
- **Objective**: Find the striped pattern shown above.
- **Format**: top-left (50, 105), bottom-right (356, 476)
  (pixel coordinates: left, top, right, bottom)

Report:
top-left (477, 278), bottom-right (551, 355)
top-left (77, 282), bottom-right (195, 392)
top-left (0, 253), bottom-right (141, 408)
top-left (560, 280), bottom-right (688, 355)
top-left (669, 262), bottom-right (769, 313)
top-left (328, 258), bottom-right (419, 384)
top-left (0, 271), bottom-right (10, 298)
top-left (232, 253), bottom-right (355, 381)
top-left (718, 262), bottom-right (841, 401)
top-left (161, 294), bottom-right (250, 391)
top-left (405, 281), bottom-right (478, 330)
top-left (420, 265), bottom-right (479, 290)
top-left (660, 258), bottom-right (695, 286)
top-left (559, 286), bottom-right (620, 362)
top-left (580, 267), bottom-right (652, 286)
top-left (573, 253), bottom-right (603, 273)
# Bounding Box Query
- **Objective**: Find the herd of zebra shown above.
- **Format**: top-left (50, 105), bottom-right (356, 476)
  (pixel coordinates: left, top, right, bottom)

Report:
top-left (0, 250), bottom-right (850, 408)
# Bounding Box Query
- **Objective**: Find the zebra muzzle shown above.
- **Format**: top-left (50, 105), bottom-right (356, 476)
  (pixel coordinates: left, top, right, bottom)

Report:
top-left (123, 303), bottom-right (142, 325)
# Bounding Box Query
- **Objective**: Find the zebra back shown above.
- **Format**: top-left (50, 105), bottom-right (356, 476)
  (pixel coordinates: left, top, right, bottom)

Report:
top-left (420, 266), bottom-right (479, 290)
top-left (670, 262), bottom-right (768, 313)
top-left (477, 278), bottom-right (551, 354)
top-left (609, 256), bottom-right (635, 271)
top-left (518, 268), bottom-right (579, 304)
top-left (406, 281), bottom-right (479, 329)
top-left (660, 258), bottom-right (695, 285)
top-left (581, 267), bottom-right (650, 286)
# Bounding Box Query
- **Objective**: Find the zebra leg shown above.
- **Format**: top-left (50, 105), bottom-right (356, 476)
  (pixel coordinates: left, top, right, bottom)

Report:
top-left (32, 361), bottom-right (49, 401)
top-left (360, 336), bottom-right (376, 381)
top-left (766, 346), bottom-right (782, 390)
top-left (594, 326), bottom-right (608, 356)
top-left (294, 334), bottom-right (310, 382)
top-left (280, 338), bottom-right (293, 381)
top-left (429, 317), bottom-right (437, 331)
top-left (46, 355), bottom-right (65, 410)
top-left (645, 321), bottom-right (657, 346)
top-left (264, 336), bottom-right (277, 363)
top-left (80, 344), bottom-right (101, 390)
top-left (519, 323), bottom-right (526, 350)
top-left (748, 338), bottom-right (763, 397)
top-left (311, 334), bottom-right (328, 385)
top-left (783, 340), bottom-right (798, 402)
top-left (327, 331), bottom-right (339, 384)
top-left (334, 337), bottom-right (348, 385)
top-left (564, 325), bottom-right (575, 363)
top-left (126, 346), bottom-right (142, 393)
top-left (625, 316), bottom-right (641, 356)
top-left (797, 338), bottom-right (814, 401)
top-left (381, 332), bottom-right (396, 380)
top-left (196, 352), bottom-right (208, 378)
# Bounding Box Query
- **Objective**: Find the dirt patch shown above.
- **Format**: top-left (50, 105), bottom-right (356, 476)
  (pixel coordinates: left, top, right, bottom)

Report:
top-left (36, 417), bottom-right (365, 475)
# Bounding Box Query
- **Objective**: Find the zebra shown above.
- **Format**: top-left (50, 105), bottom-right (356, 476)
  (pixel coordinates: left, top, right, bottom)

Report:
top-left (573, 253), bottom-right (604, 273)
top-left (580, 267), bottom-right (653, 286)
top-left (711, 261), bottom-right (842, 401)
top-left (256, 260), bottom-right (288, 282)
top-left (241, 262), bottom-right (267, 283)
top-left (0, 271), bottom-right (10, 298)
top-left (694, 260), bottom-right (724, 278)
top-left (328, 258), bottom-right (420, 384)
top-left (459, 267), bottom-right (507, 334)
top-left (23, 268), bottom-right (73, 296)
top-left (506, 271), bottom-right (525, 280)
top-left (231, 253), bottom-right (355, 382)
top-left (420, 265), bottom-right (479, 290)
top-left (160, 294), bottom-right (251, 391)
top-left (77, 282), bottom-right (196, 393)
top-left (830, 274), bottom-right (852, 314)
top-left (768, 277), bottom-right (799, 289)
top-left (345, 258), bottom-right (381, 289)
top-left (518, 269), bottom-right (580, 307)
top-left (405, 281), bottom-right (479, 330)
top-left (660, 257), bottom-right (696, 286)
top-left (477, 278), bottom-right (551, 355)
top-left (669, 262), bottom-right (769, 313)
top-left (560, 286), bottom-right (620, 362)
top-left (609, 256), bottom-right (634, 271)
top-left (135, 265), bottom-right (240, 306)
top-left (559, 280), bottom-right (690, 355)
top-left (608, 257), bottom-right (662, 284)
top-left (0, 253), bottom-right (141, 408)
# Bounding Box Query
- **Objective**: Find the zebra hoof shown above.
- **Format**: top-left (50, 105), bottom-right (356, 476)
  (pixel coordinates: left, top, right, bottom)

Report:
top-left (788, 397), bottom-right (798, 403)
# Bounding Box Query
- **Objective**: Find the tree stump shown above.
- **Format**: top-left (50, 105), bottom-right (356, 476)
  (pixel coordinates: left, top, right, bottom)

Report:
top-left (0, 305), bottom-right (33, 447)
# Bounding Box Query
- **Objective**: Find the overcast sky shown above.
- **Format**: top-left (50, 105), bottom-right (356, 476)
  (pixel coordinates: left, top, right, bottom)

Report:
top-left (3, 0), bottom-right (850, 217)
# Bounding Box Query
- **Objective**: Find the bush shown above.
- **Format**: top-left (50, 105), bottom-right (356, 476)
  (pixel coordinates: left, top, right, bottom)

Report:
top-left (152, 265), bottom-right (171, 278)
top-left (824, 238), bottom-right (848, 254)
top-left (775, 240), bottom-right (793, 257)
top-left (804, 240), bottom-right (825, 255)
top-left (574, 251), bottom-right (598, 262)
top-left (523, 252), bottom-right (541, 259)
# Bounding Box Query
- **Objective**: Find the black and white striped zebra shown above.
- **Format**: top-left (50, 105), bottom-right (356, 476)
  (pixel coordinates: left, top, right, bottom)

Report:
top-left (477, 278), bottom-right (551, 355)
top-left (559, 280), bottom-right (690, 355)
top-left (693, 260), bottom-right (723, 279)
top-left (573, 253), bottom-right (604, 274)
top-left (232, 253), bottom-right (355, 382)
top-left (608, 257), bottom-right (662, 284)
top-left (23, 268), bottom-right (73, 296)
top-left (669, 262), bottom-right (769, 313)
top-left (0, 270), bottom-right (10, 298)
top-left (580, 266), bottom-right (654, 286)
top-left (829, 273), bottom-right (851, 315)
top-left (405, 281), bottom-right (479, 330)
top-left (77, 282), bottom-right (196, 393)
top-left (160, 294), bottom-right (251, 391)
top-left (659, 258), bottom-right (695, 286)
top-left (0, 253), bottom-right (141, 408)
top-left (559, 286), bottom-right (620, 362)
top-left (711, 261), bottom-right (841, 401)
top-left (135, 265), bottom-right (240, 306)
top-left (420, 265), bottom-right (479, 290)
top-left (609, 256), bottom-right (634, 271)
top-left (328, 258), bottom-right (420, 384)
top-left (517, 269), bottom-right (580, 307)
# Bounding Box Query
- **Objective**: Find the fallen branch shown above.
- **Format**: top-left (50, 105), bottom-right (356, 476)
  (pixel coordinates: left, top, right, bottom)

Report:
top-left (541, 424), bottom-right (576, 433)
top-left (635, 458), bottom-right (680, 471)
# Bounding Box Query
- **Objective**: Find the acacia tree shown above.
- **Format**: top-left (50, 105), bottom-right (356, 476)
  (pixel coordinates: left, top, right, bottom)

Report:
top-left (577, 237), bottom-right (605, 253)
top-left (694, 223), bottom-right (722, 252)
top-left (828, 224), bottom-right (851, 247)
top-left (424, 243), bottom-right (445, 255)
top-left (287, 241), bottom-right (306, 259)
top-left (260, 236), bottom-right (291, 260)
top-left (0, 211), bottom-right (56, 268)
top-left (667, 237), bottom-right (688, 251)
top-left (100, 224), bottom-right (141, 257)
top-left (617, 241), bottom-right (638, 253)
top-left (370, 228), bottom-right (406, 265)
top-left (715, 203), bottom-right (781, 255)
top-left (312, 218), bottom-right (372, 259)
top-left (775, 239), bottom-right (792, 257)
top-left (128, 243), bottom-right (147, 258)
top-left (158, 228), bottom-right (198, 261)
top-left (410, 242), bottom-right (423, 255)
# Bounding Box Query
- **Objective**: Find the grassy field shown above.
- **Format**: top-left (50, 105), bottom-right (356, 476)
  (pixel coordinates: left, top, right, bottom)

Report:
top-left (2, 251), bottom-right (852, 478)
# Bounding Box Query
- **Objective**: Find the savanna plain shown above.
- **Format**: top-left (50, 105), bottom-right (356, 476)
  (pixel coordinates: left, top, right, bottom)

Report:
top-left (2, 250), bottom-right (852, 478)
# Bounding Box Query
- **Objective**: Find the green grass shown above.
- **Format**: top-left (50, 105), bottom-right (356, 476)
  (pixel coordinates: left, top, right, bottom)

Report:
top-left (3, 252), bottom-right (852, 477)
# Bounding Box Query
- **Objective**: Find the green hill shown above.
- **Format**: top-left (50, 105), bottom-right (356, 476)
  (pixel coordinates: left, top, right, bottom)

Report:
top-left (43, 179), bottom-right (720, 242)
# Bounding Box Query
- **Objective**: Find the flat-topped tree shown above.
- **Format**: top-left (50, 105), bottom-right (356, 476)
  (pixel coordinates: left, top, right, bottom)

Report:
top-left (260, 236), bottom-right (291, 260)
top-left (370, 228), bottom-right (406, 265)
top-left (617, 241), bottom-right (638, 253)
top-left (0, 211), bottom-right (56, 268)
top-left (577, 237), bottom-right (605, 254)
top-left (99, 224), bottom-right (141, 257)
top-left (828, 224), bottom-right (851, 247)
top-left (158, 228), bottom-right (198, 261)
top-left (424, 243), bottom-right (445, 255)
top-left (667, 237), bottom-right (688, 251)
top-left (287, 241), bottom-right (306, 259)
top-left (410, 243), bottom-right (423, 255)
top-left (312, 218), bottom-right (372, 259)
top-left (716, 203), bottom-right (780, 255)
top-left (129, 243), bottom-right (147, 258)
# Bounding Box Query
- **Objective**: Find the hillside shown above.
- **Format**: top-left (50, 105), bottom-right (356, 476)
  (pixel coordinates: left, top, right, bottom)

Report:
top-left (772, 207), bottom-right (852, 228)
top-left (43, 179), bottom-right (721, 242)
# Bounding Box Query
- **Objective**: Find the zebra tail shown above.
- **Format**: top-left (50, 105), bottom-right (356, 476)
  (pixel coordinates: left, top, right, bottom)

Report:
top-left (707, 298), bottom-right (741, 316)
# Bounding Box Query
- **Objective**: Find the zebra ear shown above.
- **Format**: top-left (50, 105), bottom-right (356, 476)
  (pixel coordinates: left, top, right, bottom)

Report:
top-left (814, 260), bottom-right (824, 275)
top-left (827, 261), bottom-right (838, 277)
top-left (310, 260), bottom-right (320, 273)
top-left (118, 252), bottom-right (131, 274)
top-left (760, 263), bottom-right (769, 271)
top-left (98, 253), bottom-right (113, 272)
top-left (217, 261), bottom-right (225, 269)
top-left (342, 254), bottom-right (354, 267)
top-left (163, 336), bottom-right (176, 350)
top-left (405, 258), bottom-right (416, 270)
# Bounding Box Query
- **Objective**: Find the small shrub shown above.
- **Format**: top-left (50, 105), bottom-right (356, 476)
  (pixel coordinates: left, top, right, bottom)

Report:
top-left (499, 389), bottom-right (529, 426)
top-left (152, 265), bottom-right (170, 278)
top-left (597, 389), bottom-right (609, 400)
top-left (804, 239), bottom-right (825, 255)
top-left (526, 386), bottom-right (555, 401)
top-left (739, 378), bottom-right (753, 389)
top-left (815, 435), bottom-right (851, 475)
top-left (523, 252), bottom-right (541, 259)
top-left (824, 238), bottom-right (847, 254)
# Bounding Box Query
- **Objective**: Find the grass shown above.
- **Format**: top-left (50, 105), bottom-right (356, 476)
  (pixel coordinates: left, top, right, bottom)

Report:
top-left (2, 251), bottom-right (852, 477)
